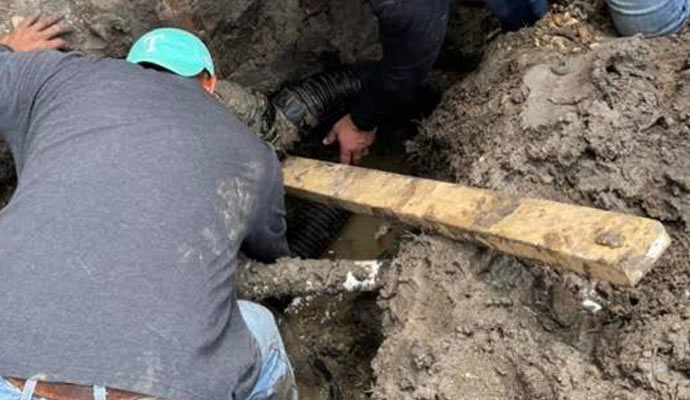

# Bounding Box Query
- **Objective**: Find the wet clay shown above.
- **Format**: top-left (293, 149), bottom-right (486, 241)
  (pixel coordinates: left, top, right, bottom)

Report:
top-left (402, 2), bottom-right (690, 398)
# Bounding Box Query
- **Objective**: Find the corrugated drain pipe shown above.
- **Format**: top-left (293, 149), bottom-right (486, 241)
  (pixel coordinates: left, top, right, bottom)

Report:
top-left (272, 69), bottom-right (365, 259)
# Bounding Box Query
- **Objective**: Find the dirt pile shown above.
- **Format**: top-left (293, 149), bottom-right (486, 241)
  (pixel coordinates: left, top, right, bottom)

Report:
top-left (373, 235), bottom-right (668, 399)
top-left (395, 2), bottom-right (690, 399)
top-left (0, 0), bottom-right (378, 90)
top-left (0, 0), bottom-right (157, 58)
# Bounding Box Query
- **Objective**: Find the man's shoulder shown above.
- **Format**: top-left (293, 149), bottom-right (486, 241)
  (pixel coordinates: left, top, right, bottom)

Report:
top-left (3, 49), bottom-right (114, 75)
top-left (51, 51), bottom-right (120, 70)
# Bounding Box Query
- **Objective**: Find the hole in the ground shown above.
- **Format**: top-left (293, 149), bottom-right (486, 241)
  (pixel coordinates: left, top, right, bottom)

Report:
top-left (286, 81), bottom-right (443, 261)
top-left (605, 63), bottom-right (618, 75)
top-left (278, 291), bottom-right (383, 400)
top-left (277, 75), bottom-right (443, 399)
top-left (262, 296), bottom-right (294, 314)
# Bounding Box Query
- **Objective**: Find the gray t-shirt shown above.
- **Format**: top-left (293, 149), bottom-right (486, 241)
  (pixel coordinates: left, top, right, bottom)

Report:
top-left (0, 50), bottom-right (290, 400)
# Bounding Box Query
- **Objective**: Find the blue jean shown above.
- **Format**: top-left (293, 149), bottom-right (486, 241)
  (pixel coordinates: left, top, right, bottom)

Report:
top-left (486, 0), bottom-right (549, 31)
top-left (606, 0), bottom-right (690, 37)
top-left (0, 377), bottom-right (107, 400)
top-left (0, 301), bottom-right (297, 400)
top-left (239, 301), bottom-right (298, 400)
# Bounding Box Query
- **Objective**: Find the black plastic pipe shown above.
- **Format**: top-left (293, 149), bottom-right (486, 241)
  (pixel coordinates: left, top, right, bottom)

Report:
top-left (271, 69), bottom-right (364, 137)
top-left (287, 202), bottom-right (351, 259)
top-left (273, 69), bottom-right (369, 259)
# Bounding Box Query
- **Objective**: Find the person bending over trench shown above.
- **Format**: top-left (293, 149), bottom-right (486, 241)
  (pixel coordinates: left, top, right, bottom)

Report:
top-left (0, 18), bottom-right (296, 400)
top-left (326, 0), bottom-right (549, 165)
top-left (332, 0), bottom-right (689, 165)
top-left (322, 0), bottom-right (450, 165)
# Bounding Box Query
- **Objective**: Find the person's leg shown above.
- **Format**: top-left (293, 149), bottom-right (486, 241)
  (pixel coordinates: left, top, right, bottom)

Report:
top-left (485, 0), bottom-right (548, 31)
top-left (0, 377), bottom-right (43, 400)
top-left (606, 0), bottom-right (690, 37)
top-left (0, 377), bottom-right (22, 400)
top-left (238, 300), bottom-right (298, 400)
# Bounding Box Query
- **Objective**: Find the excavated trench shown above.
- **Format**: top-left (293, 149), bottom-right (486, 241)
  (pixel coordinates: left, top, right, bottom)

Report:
top-left (259, 70), bottom-right (445, 400)
top-left (2, 1), bottom-right (690, 400)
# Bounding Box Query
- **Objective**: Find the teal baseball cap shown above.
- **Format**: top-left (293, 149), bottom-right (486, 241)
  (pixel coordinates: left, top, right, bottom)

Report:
top-left (127, 28), bottom-right (215, 77)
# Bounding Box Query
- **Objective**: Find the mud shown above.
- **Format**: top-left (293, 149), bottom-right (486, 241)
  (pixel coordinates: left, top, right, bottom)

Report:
top-left (152, 0), bottom-right (380, 91)
top-left (376, 236), bottom-right (608, 399)
top-left (279, 290), bottom-right (381, 400)
top-left (400, 2), bottom-right (690, 398)
top-left (237, 256), bottom-right (386, 400)
top-left (236, 257), bottom-right (387, 301)
top-left (0, 0), bottom-right (379, 90)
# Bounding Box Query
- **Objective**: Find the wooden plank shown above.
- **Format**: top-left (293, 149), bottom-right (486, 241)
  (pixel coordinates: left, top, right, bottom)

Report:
top-left (282, 156), bottom-right (671, 287)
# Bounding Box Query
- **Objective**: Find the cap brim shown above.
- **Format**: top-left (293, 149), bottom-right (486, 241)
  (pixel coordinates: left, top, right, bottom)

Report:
top-left (128, 54), bottom-right (206, 77)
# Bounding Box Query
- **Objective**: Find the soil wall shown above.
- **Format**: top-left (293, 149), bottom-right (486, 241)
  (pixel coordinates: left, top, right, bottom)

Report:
top-left (0, 0), bottom-right (379, 90)
top-left (398, 2), bottom-right (690, 398)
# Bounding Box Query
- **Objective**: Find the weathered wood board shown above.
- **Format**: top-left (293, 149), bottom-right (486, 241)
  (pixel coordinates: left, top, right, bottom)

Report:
top-left (282, 156), bottom-right (671, 286)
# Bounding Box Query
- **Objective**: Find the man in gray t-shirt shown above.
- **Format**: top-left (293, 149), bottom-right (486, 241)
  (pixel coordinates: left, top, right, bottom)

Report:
top-left (0, 19), bottom-right (295, 400)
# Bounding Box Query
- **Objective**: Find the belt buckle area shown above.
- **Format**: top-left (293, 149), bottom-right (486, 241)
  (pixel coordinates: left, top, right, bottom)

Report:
top-left (2, 377), bottom-right (153, 400)
top-left (4, 377), bottom-right (100, 400)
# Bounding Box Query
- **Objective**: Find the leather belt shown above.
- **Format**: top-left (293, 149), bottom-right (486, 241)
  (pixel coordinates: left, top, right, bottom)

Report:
top-left (5, 378), bottom-right (150, 400)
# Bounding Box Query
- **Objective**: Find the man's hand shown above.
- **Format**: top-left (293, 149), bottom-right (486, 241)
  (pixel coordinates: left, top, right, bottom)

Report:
top-left (323, 114), bottom-right (376, 165)
top-left (0, 16), bottom-right (68, 52)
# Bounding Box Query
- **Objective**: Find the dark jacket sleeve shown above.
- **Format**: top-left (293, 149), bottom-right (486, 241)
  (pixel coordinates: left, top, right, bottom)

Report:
top-left (351, 0), bottom-right (451, 131)
top-left (241, 151), bottom-right (291, 263)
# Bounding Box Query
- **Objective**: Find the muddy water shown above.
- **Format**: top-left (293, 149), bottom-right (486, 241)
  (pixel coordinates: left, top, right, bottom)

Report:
top-left (325, 214), bottom-right (396, 260)
top-left (325, 155), bottom-right (411, 260)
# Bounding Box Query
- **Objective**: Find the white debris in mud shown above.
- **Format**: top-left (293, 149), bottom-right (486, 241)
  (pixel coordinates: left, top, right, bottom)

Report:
top-left (343, 260), bottom-right (381, 292)
top-left (581, 299), bottom-right (603, 314)
top-left (320, 310), bottom-right (332, 324)
top-left (579, 285), bottom-right (604, 314)
top-left (286, 296), bottom-right (311, 316)
top-left (285, 297), bottom-right (302, 315)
